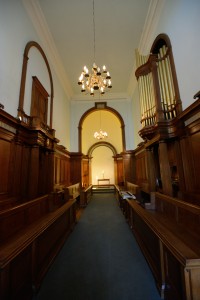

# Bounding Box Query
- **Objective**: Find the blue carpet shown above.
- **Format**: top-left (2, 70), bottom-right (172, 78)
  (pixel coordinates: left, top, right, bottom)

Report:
top-left (35, 193), bottom-right (161, 300)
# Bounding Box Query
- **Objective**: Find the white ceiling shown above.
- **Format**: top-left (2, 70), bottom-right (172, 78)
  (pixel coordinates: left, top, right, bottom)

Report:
top-left (26, 0), bottom-right (155, 100)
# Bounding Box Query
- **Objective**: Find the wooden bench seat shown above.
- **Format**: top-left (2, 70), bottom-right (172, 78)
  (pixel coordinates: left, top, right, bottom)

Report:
top-left (0, 199), bottom-right (76, 262)
top-left (0, 195), bottom-right (49, 243)
top-left (149, 211), bottom-right (200, 256)
top-left (0, 196), bottom-right (77, 300)
top-left (115, 181), bottom-right (141, 214)
top-left (126, 181), bottom-right (141, 198)
top-left (80, 184), bottom-right (92, 207)
top-left (125, 192), bottom-right (200, 300)
top-left (63, 182), bottom-right (81, 201)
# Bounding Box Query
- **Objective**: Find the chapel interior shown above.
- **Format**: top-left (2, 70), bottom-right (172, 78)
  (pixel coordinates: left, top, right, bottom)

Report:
top-left (0, 1), bottom-right (200, 299)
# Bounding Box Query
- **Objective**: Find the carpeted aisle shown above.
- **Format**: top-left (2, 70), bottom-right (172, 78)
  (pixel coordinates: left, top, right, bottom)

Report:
top-left (35, 193), bottom-right (161, 300)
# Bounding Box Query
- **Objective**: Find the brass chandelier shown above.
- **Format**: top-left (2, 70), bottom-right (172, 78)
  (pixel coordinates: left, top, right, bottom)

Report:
top-left (94, 129), bottom-right (108, 139)
top-left (94, 110), bottom-right (108, 140)
top-left (78, 0), bottom-right (112, 96)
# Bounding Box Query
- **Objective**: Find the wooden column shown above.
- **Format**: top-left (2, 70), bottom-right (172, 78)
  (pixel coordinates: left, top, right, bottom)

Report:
top-left (146, 148), bottom-right (157, 192)
top-left (47, 151), bottom-right (55, 193)
top-left (158, 140), bottom-right (173, 196)
top-left (10, 141), bottom-right (23, 198)
top-left (20, 145), bottom-right (31, 199)
top-left (180, 136), bottom-right (195, 192)
top-left (28, 146), bottom-right (40, 199)
top-left (70, 152), bottom-right (82, 185)
top-left (122, 151), bottom-right (135, 183)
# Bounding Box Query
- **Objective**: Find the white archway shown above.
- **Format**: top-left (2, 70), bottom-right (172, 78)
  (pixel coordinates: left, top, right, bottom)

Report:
top-left (88, 141), bottom-right (117, 185)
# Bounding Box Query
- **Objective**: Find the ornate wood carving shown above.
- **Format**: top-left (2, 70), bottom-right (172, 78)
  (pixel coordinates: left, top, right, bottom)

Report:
top-left (31, 76), bottom-right (49, 125)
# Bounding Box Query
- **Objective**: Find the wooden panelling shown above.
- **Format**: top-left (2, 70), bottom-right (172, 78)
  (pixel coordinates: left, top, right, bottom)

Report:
top-left (80, 185), bottom-right (92, 207)
top-left (81, 156), bottom-right (90, 187)
top-left (124, 191), bottom-right (200, 300)
top-left (155, 192), bottom-right (200, 236)
top-left (0, 108), bottom-right (58, 207)
top-left (70, 152), bottom-right (82, 185)
top-left (133, 212), bottom-right (162, 289)
top-left (0, 195), bottom-right (49, 243)
top-left (163, 246), bottom-right (185, 300)
top-left (0, 198), bottom-right (77, 299)
top-left (116, 156), bottom-right (124, 185)
top-left (54, 145), bottom-right (70, 190)
top-left (9, 246), bottom-right (32, 300)
top-left (121, 150), bottom-right (136, 183)
top-left (133, 98), bottom-right (200, 206)
top-left (0, 139), bottom-right (11, 197)
top-left (31, 76), bottom-right (49, 125)
top-left (135, 148), bottom-right (149, 192)
top-left (190, 131), bottom-right (200, 191)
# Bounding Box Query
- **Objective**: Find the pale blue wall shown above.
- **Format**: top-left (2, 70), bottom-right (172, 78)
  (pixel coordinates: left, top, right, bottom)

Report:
top-left (131, 0), bottom-right (200, 146)
top-left (1, 0), bottom-right (199, 152)
top-left (0, 0), bottom-right (71, 148)
top-left (70, 97), bottom-right (135, 152)
top-left (151, 0), bottom-right (200, 109)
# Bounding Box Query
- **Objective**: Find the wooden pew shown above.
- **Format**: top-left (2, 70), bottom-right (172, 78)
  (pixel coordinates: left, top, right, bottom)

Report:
top-left (126, 181), bottom-right (141, 199)
top-left (0, 195), bottom-right (77, 300)
top-left (63, 182), bottom-right (81, 201)
top-left (80, 185), bottom-right (93, 207)
top-left (125, 192), bottom-right (200, 300)
top-left (115, 181), bottom-right (141, 215)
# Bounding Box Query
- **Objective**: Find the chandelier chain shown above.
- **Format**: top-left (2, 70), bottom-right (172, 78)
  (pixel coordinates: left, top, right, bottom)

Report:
top-left (93, 0), bottom-right (96, 62)
top-left (94, 110), bottom-right (108, 139)
top-left (77, 0), bottom-right (112, 96)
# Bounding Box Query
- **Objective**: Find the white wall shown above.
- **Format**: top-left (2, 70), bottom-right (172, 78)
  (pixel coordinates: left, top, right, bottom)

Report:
top-left (0, 0), bottom-right (70, 149)
top-left (1, 0), bottom-right (199, 152)
top-left (91, 146), bottom-right (115, 185)
top-left (151, 0), bottom-right (200, 109)
top-left (70, 97), bottom-right (135, 152)
top-left (0, 0), bottom-right (35, 116)
top-left (131, 0), bottom-right (200, 143)
top-left (131, 85), bottom-right (143, 147)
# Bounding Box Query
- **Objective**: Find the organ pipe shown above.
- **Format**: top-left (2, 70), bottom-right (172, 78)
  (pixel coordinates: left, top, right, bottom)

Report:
top-left (136, 44), bottom-right (177, 125)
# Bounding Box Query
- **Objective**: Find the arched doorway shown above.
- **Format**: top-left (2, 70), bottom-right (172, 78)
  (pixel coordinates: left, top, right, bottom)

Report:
top-left (88, 142), bottom-right (117, 185)
top-left (78, 102), bottom-right (126, 153)
top-left (79, 102), bottom-right (126, 186)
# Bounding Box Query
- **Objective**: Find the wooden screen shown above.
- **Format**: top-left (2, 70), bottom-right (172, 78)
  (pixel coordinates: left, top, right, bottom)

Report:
top-left (31, 76), bottom-right (49, 125)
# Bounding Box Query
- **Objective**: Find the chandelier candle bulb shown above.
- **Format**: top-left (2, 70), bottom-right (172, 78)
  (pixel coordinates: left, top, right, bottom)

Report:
top-left (97, 67), bottom-right (101, 75)
top-left (100, 87), bottom-right (105, 94)
top-left (78, 63), bottom-right (112, 95)
top-left (106, 72), bottom-right (111, 79)
top-left (93, 63), bottom-right (97, 70)
top-left (90, 87), bottom-right (94, 95)
top-left (81, 84), bottom-right (85, 92)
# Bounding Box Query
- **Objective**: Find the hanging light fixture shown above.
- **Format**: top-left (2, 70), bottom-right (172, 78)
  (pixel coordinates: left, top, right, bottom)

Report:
top-left (94, 129), bottom-right (108, 139)
top-left (78, 0), bottom-right (112, 96)
top-left (94, 110), bottom-right (108, 139)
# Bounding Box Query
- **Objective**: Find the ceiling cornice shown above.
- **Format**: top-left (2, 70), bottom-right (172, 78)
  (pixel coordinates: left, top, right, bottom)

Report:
top-left (138, 0), bottom-right (165, 54)
top-left (127, 0), bottom-right (165, 98)
top-left (22, 0), bottom-right (73, 99)
top-left (71, 92), bottom-right (130, 102)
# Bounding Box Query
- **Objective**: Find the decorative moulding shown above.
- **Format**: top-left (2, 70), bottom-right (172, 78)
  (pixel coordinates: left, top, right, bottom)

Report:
top-left (22, 0), bottom-right (73, 99)
top-left (128, 0), bottom-right (165, 98)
